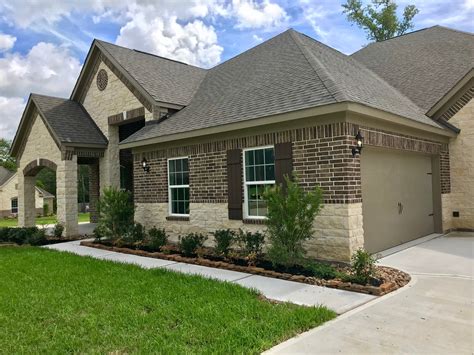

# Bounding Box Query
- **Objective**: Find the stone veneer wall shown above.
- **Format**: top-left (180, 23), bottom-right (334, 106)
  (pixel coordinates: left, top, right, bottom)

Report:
top-left (82, 59), bottom-right (152, 190)
top-left (442, 98), bottom-right (474, 230)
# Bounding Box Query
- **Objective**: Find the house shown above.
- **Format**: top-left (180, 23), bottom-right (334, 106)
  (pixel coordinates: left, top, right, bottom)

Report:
top-left (9, 26), bottom-right (473, 261)
top-left (0, 166), bottom-right (54, 218)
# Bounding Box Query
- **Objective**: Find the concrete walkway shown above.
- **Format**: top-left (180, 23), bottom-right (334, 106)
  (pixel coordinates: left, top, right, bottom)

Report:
top-left (43, 240), bottom-right (375, 314)
top-left (265, 233), bottom-right (474, 354)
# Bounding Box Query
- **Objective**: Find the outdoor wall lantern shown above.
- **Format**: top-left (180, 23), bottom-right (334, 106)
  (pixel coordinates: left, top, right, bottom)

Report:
top-left (141, 158), bottom-right (150, 173)
top-left (352, 131), bottom-right (364, 157)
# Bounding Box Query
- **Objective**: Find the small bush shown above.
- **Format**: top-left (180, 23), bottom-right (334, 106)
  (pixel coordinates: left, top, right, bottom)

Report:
top-left (93, 225), bottom-right (107, 242)
top-left (147, 227), bottom-right (168, 250)
top-left (305, 261), bottom-right (338, 280)
top-left (179, 233), bottom-right (207, 257)
top-left (212, 229), bottom-right (236, 256)
top-left (351, 248), bottom-right (377, 284)
top-left (26, 229), bottom-right (47, 246)
top-left (0, 227), bottom-right (10, 242)
top-left (97, 187), bottom-right (134, 240)
top-left (122, 223), bottom-right (147, 245)
top-left (43, 203), bottom-right (49, 217)
top-left (264, 175), bottom-right (323, 267)
top-left (237, 230), bottom-right (265, 257)
top-left (7, 227), bottom-right (39, 245)
top-left (52, 223), bottom-right (64, 239)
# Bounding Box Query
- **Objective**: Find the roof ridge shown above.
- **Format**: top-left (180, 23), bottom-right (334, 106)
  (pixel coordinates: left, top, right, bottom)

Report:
top-left (288, 30), bottom-right (347, 102)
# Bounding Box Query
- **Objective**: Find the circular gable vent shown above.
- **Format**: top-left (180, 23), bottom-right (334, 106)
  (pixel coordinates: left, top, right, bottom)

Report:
top-left (96, 69), bottom-right (108, 91)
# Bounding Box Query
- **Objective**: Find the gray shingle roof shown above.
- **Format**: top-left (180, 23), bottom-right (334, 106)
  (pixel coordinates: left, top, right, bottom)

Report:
top-left (122, 29), bottom-right (441, 144)
top-left (31, 94), bottom-right (108, 147)
top-left (97, 40), bottom-right (207, 106)
top-left (35, 186), bottom-right (54, 198)
top-left (0, 166), bottom-right (15, 186)
top-left (352, 26), bottom-right (474, 112)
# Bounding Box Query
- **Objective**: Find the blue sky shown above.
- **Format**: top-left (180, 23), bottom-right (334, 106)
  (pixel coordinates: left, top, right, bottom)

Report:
top-left (1, 0), bottom-right (473, 139)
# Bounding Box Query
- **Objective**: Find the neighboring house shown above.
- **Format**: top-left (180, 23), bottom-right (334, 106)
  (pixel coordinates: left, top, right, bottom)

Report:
top-left (0, 166), bottom-right (54, 218)
top-left (8, 26), bottom-right (473, 261)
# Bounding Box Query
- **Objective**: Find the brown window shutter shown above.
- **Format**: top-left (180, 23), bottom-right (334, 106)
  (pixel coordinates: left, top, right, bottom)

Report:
top-left (227, 149), bottom-right (243, 220)
top-left (275, 142), bottom-right (293, 187)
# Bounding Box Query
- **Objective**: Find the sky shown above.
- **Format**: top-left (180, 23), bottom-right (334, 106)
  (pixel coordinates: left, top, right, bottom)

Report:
top-left (0, 0), bottom-right (473, 140)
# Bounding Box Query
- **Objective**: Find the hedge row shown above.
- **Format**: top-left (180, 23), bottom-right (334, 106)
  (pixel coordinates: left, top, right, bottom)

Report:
top-left (0, 227), bottom-right (47, 246)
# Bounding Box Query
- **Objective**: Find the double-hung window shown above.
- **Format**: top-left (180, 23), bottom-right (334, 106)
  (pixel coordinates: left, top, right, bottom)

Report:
top-left (168, 157), bottom-right (190, 216)
top-left (243, 146), bottom-right (275, 218)
top-left (11, 198), bottom-right (18, 214)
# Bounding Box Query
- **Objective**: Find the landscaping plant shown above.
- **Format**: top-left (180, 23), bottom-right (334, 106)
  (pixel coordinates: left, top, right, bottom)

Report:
top-left (237, 229), bottom-right (265, 257)
top-left (122, 223), bottom-right (146, 246)
top-left (212, 229), bottom-right (236, 257)
top-left (52, 223), bottom-right (64, 239)
top-left (264, 175), bottom-right (323, 267)
top-left (25, 228), bottom-right (48, 246)
top-left (351, 248), bottom-right (378, 284)
top-left (97, 187), bottom-right (134, 240)
top-left (179, 233), bottom-right (207, 257)
top-left (147, 227), bottom-right (168, 251)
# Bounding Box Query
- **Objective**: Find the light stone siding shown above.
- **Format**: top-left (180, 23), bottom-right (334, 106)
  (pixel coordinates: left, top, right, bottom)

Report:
top-left (0, 174), bottom-right (17, 215)
top-left (442, 98), bottom-right (474, 230)
top-left (82, 60), bottom-right (152, 190)
top-left (135, 202), bottom-right (363, 262)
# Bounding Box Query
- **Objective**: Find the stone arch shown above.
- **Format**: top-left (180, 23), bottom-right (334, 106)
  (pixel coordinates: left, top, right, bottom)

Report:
top-left (23, 159), bottom-right (57, 177)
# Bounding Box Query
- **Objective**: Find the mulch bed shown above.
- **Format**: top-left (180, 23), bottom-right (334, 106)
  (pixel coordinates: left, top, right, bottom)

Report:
top-left (81, 240), bottom-right (411, 296)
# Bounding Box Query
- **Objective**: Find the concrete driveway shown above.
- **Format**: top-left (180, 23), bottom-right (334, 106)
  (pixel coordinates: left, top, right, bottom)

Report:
top-left (266, 233), bottom-right (474, 354)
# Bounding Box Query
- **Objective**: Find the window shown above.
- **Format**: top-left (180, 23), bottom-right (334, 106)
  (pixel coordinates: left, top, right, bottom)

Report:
top-left (243, 146), bottom-right (275, 218)
top-left (11, 198), bottom-right (18, 214)
top-left (168, 157), bottom-right (190, 216)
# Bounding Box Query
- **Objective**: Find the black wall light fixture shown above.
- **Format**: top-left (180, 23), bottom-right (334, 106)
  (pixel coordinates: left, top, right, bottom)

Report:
top-left (352, 131), bottom-right (364, 157)
top-left (141, 157), bottom-right (150, 172)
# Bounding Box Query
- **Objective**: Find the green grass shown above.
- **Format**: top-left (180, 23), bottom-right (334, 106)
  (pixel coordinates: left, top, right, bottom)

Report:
top-left (0, 213), bottom-right (90, 227)
top-left (0, 247), bottom-right (336, 354)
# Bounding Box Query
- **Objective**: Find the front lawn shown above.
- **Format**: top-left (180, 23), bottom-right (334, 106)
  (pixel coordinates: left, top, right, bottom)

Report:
top-left (0, 213), bottom-right (90, 227)
top-left (0, 247), bottom-right (335, 353)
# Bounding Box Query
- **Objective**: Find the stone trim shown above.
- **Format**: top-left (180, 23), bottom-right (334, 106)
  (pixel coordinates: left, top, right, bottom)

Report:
top-left (166, 215), bottom-right (190, 221)
top-left (75, 149), bottom-right (105, 158)
top-left (23, 158), bottom-right (57, 176)
top-left (108, 107), bottom-right (145, 125)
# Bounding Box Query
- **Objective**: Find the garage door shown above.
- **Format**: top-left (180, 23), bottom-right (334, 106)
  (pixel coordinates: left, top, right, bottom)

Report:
top-left (361, 148), bottom-right (435, 253)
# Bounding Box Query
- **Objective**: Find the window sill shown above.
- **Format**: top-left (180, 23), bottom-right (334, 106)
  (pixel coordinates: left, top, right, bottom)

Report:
top-left (166, 215), bottom-right (190, 222)
top-left (243, 218), bottom-right (267, 225)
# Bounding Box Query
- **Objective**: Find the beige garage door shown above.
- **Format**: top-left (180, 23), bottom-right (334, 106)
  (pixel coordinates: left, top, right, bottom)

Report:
top-left (361, 148), bottom-right (435, 253)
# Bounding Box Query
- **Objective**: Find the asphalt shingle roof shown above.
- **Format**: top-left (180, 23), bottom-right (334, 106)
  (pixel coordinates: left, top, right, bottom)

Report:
top-left (0, 166), bottom-right (15, 186)
top-left (97, 40), bottom-right (207, 106)
top-left (31, 94), bottom-right (108, 147)
top-left (122, 29), bottom-right (440, 144)
top-left (352, 26), bottom-right (474, 112)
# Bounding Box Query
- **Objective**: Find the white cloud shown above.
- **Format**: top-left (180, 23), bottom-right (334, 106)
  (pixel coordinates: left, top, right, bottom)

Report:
top-left (253, 34), bottom-right (263, 42)
top-left (0, 96), bottom-right (25, 140)
top-left (232, 0), bottom-right (288, 30)
top-left (0, 33), bottom-right (16, 52)
top-left (116, 14), bottom-right (223, 67)
top-left (0, 42), bottom-right (82, 139)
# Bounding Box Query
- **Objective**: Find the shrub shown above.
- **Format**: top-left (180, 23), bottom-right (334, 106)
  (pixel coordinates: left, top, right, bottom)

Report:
top-left (212, 229), bottom-right (236, 256)
top-left (7, 227), bottom-right (39, 245)
top-left (52, 223), bottom-right (64, 239)
top-left (0, 227), bottom-right (10, 242)
top-left (97, 187), bottom-right (134, 240)
top-left (122, 223), bottom-right (147, 245)
top-left (43, 203), bottom-right (49, 217)
top-left (93, 224), bottom-right (107, 242)
top-left (305, 261), bottom-right (338, 280)
top-left (147, 227), bottom-right (168, 250)
top-left (237, 229), bottom-right (265, 257)
top-left (351, 248), bottom-right (377, 284)
top-left (179, 233), bottom-right (207, 257)
top-left (26, 228), bottom-right (47, 246)
top-left (264, 175), bottom-right (323, 267)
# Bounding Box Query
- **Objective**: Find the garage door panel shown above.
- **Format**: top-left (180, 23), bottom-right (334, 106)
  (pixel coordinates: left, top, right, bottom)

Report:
top-left (361, 148), bottom-right (434, 253)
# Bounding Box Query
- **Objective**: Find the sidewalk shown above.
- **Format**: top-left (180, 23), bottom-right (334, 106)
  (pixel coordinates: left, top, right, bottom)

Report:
top-left (43, 240), bottom-right (375, 314)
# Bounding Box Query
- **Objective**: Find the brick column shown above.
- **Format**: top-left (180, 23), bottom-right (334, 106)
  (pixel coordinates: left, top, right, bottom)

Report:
top-left (18, 174), bottom-right (36, 227)
top-left (56, 157), bottom-right (78, 236)
top-left (89, 163), bottom-right (100, 223)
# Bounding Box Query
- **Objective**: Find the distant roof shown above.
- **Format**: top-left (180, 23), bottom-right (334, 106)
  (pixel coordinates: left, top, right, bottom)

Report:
top-left (0, 166), bottom-right (15, 186)
top-left (35, 186), bottom-right (54, 198)
top-left (352, 26), bottom-right (474, 112)
top-left (11, 94), bottom-right (108, 157)
top-left (122, 29), bottom-right (440, 144)
top-left (95, 40), bottom-right (207, 106)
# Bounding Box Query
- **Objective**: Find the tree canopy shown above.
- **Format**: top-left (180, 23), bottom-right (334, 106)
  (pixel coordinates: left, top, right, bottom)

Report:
top-left (0, 138), bottom-right (17, 172)
top-left (342, 0), bottom-right (419, 42)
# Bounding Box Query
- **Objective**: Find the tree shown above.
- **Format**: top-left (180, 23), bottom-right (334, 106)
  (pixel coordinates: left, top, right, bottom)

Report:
top-left (342, 0), bottom-right (419, 42)
top-left (0, 138), bottom-right (17, 171)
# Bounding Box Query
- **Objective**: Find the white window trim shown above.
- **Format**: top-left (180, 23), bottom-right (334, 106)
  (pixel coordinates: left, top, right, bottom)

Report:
top-left (242, 145), bottom-right (275, 219)
top-left (11, 197), bottom-right (18, 214)
top-left (167, 157), bottom-right (190, 217)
